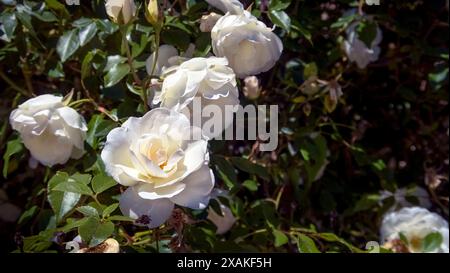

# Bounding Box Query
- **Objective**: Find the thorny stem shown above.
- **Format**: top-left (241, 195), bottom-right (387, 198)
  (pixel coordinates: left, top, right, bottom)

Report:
top-left (121, 27), bottom-right (149, 111)
top-left (20, 59), bottom-right (35, 96)
top-left (234, 229), bottom-right (268, 243)
top-left (68, 98), bottom-right (118, 122)
top-left (150, 29), bottom-right (161, 77)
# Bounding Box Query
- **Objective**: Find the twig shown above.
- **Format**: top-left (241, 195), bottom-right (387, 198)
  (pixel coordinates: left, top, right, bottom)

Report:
top-left (0, 70), bottom-right (30, 96)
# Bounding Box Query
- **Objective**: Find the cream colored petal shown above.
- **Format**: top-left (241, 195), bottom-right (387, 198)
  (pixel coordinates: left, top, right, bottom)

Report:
top-left (170, 164), bottom-right (215, 209)
top-left (119, 187), bottom-right (174, 228)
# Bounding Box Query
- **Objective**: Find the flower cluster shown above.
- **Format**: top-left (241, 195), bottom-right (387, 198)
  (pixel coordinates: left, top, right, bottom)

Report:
top-left (8, 0), bottom-right (283, 231)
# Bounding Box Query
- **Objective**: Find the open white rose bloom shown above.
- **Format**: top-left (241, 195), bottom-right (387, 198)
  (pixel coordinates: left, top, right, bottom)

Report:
top-left (105, 0), bottom-right (137, 24)
top-left (154, 57), bottom-right (239, 139)
top-left (208, 0), bottom-right (283, 78)
top-left (380, 207), bottom-right (449, 253)
top-left (101, 108), bottom-right (215, 228)
top-left (9, 94), bottom-right (87, 167)
top-left (343, 21), bottom-right (382, 69)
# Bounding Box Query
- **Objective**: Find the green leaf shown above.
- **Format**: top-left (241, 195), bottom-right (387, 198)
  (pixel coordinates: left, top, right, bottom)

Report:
top-left (57, 29), bottom-right (80, 62)
top-left (70, 173), bottom-right (92, 185)
top-left (230, 157), bottom-right (269, 180)
top-left (78, 217), bottom-right (115, 247)
top-left (45, 0), bottom-right (70, 15)
top-left (349, 194), bottom-right (380, 214)
top-left (356, 21), bottom-right (378, 48)
top-left (318, 233), bottom-right (362, 253)
top-left (273, 230), bottom-right (289, 247)
top-left (48, 172), bottom-right (81, 222)
top-left (48, 62), bottom-right (65, 78)
top-left (303, 62), bottom-right (318, 79)
top-left (161, 28), bottom-right (191, 50)
top-left (79, 22), bottom-right (98, 47)
top-left (399, 232), bottom-right (409, 246)
top-left (2, 138), bottom-right (23, 178)
top-left (81, 51), bottom-right (95, 80)
top-left (421, 232), bottom-right (443, 252)
top-left (102, 203), bottom-right (119, 218)
top-left (209, 198), bottom-right (223, 216)
top-left (53, 179), bottom-right (93, 196)
top-left (32, 10), bottom-right (58, 23)
top-left (242, 180), bottom-right (259, 192)
top-left (213, 156), bottom-right (238, 190)
top-left (104, 63), bottom-right (130, 87)
top-left (91, 174), bottom-right (117, 194)
top-left (292, 22), bottom-right (312, 45)
top-left (297, 234), bottom-right (320, 253)
top-left (0, 12), bottom-right (17, 42)
top-left (429, 67), bottom-right (448, 84)
top-left (60, 218), bottom-right (88, 233)
top-left (76, 206), bottom-right (100, 218)
top-left (131, 34), bottom-right (150, 58)
top-left (108, 215), bottom-right (135, 222)
top-left (17, 205), bottom-right (39, 225)
top-left (300, 148), bottom-right (310, 161)
top-left (269, 0), bottom-right (291, 11)
top-left (331, 13), bottom-right (357, 29)
top-left (269, 10), bottom-right (291, 32)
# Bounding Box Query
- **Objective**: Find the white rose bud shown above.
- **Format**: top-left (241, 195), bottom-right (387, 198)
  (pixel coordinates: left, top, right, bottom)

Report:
top-left (381, 207), bottom-right (449, 253)
top-left (101, 108), bottom-right (215, 228)
top-left (9, 94), bottom-right (87, 167)
top-left (243, 76), bottom-right (261, 100)
top-left (200, 12), bottom-right (222, 32)
top-left (343, 21), bottom-right (382, 69)
top-left (105, 0), bottom-right (137, 24)
top-left (208, 204), bottom-right (236, 234)
top-left (153, 57), bottom-right (239, 139)
top-left (207, 189), bottom-right (236, 234)
top-left (211, 10), bottom-right (283, 78)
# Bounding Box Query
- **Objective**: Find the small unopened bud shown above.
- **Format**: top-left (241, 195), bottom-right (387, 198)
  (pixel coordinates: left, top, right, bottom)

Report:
top-left (105, 0), bottom-right (137, 25)
top-left (243, 76), bottom-right (261, 100)
top-left (200, 12), bottom-right (222, 32)
top-left (146, 0), bottom-right (163, 30)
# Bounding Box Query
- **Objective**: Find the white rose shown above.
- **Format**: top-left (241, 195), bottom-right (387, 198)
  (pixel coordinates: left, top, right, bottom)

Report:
top-left (153, 57), bottom-right (239, 139)
top-left (211, 10), bottom-right (283, 78)
top-left (206, 0), bottom-right (244, 15)
top-left (9, 94), bottom-right (87, 167)
top-left (207, 190), bottom-right (236, 234)
top-left (101, 108), bottom-right (215, 228)
top-left (343, 21), bottom-right (382, 69)
top-left (105, 0), bottom-right (137, 24)
top-left (243, 76), bottom-right (261, 100)
top-left (380, 207), bottom-right (449, 253)
top-left (200, 12), bottom-right (222, 32)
